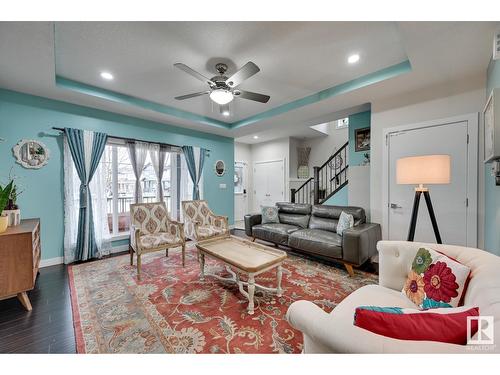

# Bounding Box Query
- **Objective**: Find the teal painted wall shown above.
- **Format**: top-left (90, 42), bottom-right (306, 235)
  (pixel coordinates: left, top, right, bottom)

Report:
top-left (322, 184), bottom-right (348, 206)
top-left (484, 59), bottom-right (500, 255)
top-left (349, 110), bottom-right (371, 166)
top-left (0, 89), bottom-right (234, 261)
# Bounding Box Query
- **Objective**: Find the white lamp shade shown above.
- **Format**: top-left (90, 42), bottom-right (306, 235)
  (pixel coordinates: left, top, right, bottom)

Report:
top-left (396, 155), bottom-right (451, 185)
top-left (209, 89), bottom-right (234, 105)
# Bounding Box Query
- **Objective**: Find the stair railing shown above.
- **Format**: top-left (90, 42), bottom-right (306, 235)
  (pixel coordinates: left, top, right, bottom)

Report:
top-left (291, 141), bottom-right (349, 205)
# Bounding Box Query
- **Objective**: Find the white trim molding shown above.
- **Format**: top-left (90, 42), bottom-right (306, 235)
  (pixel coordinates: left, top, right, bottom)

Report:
top-left (40, 256), bottom-right (63, 268)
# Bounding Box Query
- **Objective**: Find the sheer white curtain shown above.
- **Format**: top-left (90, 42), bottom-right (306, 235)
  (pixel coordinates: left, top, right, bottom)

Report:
top-left (63, 137), bottom-right (111, 264)
top-left (149, 143), bottom-right (168, 202)
top-left (127, 141), bottom-right (149, 203)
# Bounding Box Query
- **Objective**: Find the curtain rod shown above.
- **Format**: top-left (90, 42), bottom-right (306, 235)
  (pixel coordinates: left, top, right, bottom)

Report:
top-left (51, 127), bottom-right (210, 152)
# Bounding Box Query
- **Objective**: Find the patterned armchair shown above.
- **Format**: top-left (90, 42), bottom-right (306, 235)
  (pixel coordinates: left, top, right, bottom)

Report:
top-left (181, 200), bottom-right (229, 241)
top-left (130, 202), bottom-right (185, 280)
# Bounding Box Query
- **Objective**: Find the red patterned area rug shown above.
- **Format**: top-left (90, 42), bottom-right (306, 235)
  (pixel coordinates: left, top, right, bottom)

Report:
top-left (69, 244), bottom-right (377, 353)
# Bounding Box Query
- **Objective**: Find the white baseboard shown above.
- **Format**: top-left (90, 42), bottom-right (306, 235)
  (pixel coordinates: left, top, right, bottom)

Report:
top-left (40, 256), bottom-right (63, 268)
top-left (39, 243), bottom-right (129, 268)
top-left (111, 244), bottom-right (129, 254)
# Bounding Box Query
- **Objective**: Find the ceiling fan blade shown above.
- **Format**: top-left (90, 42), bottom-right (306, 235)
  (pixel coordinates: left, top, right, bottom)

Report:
top-left (225, 61), bottom-right (260, 88)
top-left (219, 104), bottom-right (230, 116)
top-left (174, 63), bottom-right (214, 87)
top-left (235, 90), bottom-right (270, 103)
top-left (174, 91), bottom-right (210, 100)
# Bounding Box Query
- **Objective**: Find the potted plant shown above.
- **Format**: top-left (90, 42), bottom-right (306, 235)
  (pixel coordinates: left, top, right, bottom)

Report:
top-left (4, 182), bottom-right (22, 226)
top-left (0, 180), bottom-right (14, 233)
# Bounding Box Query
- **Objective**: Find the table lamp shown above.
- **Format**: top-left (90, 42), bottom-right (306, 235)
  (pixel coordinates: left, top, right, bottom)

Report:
top-left (396, 154), bottom-right (451, 244)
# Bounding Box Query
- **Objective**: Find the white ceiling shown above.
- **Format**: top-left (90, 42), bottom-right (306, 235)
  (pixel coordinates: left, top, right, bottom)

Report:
top-left (54, 22), bottom-right (407, 123)
top-left (0, 21), bottom-right (498, 143)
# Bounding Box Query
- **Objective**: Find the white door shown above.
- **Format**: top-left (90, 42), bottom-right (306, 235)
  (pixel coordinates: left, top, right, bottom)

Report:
top-left (234, 161), bottom-right (249, 222)
top-left (387, 120), bottom-right (474, 246)
top-left (253, 160), bottom-right (285, 211)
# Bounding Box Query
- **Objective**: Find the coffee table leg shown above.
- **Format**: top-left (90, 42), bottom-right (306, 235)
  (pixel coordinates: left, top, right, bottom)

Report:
top-left (247, 274), bottom-right (255, 315)
top-left (276, 265), bottom-right (283, 297)
top-left (199, 253), bottom-right (205, 281)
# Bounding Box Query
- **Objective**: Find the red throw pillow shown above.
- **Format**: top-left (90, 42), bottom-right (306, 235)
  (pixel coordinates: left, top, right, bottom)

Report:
top-left (354, 306), bottom-right (479, 345)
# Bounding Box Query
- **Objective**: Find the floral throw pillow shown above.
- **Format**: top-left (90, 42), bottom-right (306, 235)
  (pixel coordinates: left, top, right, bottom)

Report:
top-left (336, 211), bottom-right (354, 236)
top-left (261, 206), bottom-right (279, 224)
top-left (402, 247), bottom-right (471, 309)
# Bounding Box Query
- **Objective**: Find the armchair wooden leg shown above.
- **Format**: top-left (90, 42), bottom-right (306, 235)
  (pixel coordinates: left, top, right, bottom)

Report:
top-left (129, 245), bottom-right (134, 266)
top-left (344, 263), bottom-right (355, 277)
top-left (137, 254), bottom-right (142, 281)
top-left (251, 237), bottom-right (256, 242)
top-left (182, 244), bottom-right (186, 267)
top-left (165, 249), bottom-right (169, 257)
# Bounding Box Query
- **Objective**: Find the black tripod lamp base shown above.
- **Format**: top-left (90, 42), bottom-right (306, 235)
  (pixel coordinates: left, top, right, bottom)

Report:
top-left (407, 188), bottom-right (442, 244)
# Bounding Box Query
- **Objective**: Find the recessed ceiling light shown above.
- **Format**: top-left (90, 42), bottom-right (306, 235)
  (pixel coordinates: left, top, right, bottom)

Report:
top-left (253, 135), bottom-right (259, 139)
top-left (222, 110), bottom-right (230, 117)
top-left (100, 71), bottom-right (114, 81)
top-left (347, 54), bottom-right (360, 64)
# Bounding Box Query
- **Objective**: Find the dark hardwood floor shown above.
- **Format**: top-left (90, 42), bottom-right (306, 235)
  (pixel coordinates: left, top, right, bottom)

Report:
top-left (0, 264), bottom-right (76, 353)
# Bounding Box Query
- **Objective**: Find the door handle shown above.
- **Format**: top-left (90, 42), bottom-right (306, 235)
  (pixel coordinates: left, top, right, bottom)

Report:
top-left (390, 203), bottom-right (402, 209)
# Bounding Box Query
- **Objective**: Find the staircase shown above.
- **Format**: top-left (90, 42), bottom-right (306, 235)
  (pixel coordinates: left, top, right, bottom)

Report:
top-left (291, 141), bottom-right (348, 205)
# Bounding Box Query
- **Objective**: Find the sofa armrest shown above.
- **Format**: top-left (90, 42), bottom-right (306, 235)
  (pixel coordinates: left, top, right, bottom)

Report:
top-left (130, 225), bottom-right (143, 254)
top-left (342, 223), bottom-right (381, 266)
top-left (286, 300), bottom-right (332, 350)
top-left (244, 213), bottom-right (262, 237)
top-left (166, 220), bottom-right (185, 241)
top-left (209, 215), bottom-right (229, 232)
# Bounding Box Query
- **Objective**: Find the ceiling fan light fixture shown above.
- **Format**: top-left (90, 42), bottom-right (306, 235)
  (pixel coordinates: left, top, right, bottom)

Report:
top-left (210, 89), bottom-right (234, 105)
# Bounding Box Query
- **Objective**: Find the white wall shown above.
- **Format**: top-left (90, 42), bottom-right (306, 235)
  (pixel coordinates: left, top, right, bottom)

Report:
top-left (371, 85), bottom-right (486, 248)
top-left (349, 165), bottom-right (370, 218)
top-left (300, 122), bottom-right (348, 170)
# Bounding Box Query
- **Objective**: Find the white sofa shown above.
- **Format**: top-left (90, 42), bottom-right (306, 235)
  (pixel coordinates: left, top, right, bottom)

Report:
top-left (286, 240), bottom-right (500, 353)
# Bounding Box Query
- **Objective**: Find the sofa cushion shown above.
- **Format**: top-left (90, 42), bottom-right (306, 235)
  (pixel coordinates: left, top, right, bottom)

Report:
top-left (336, 211), bottom-right (354, 236)
top-left (139, 232), bottom-right (181, 249)
top-left (261, 206), bottom-right (279, 224)
top-left (252, 223), bottom-right (299, 245)
top-left (288, 229), bottom-right (342, 259)
top-left (276, 202), bottom-right (311, 215)
top-left (312, 205), bottom-right (366, 226)
top-left (402, 247), bottom-right (471, 309)
top-left (354, 305), bottom-right (479, 345)
top-left (279, 213), bottom-right (310, 229)
top-left (309, 215), bottom-right (338, 232)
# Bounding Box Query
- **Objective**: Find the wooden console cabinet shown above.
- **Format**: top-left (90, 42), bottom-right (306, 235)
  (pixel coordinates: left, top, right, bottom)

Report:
top-left (0, 219), bottom-right (41, 311)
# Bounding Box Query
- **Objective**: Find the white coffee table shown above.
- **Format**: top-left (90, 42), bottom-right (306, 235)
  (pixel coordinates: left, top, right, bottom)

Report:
top-left (195, 235), bottom-right (287, 314)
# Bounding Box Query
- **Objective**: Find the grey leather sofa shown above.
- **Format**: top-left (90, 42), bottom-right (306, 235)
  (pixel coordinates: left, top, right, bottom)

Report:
top-left (244, 202), bottom-right (381, 276)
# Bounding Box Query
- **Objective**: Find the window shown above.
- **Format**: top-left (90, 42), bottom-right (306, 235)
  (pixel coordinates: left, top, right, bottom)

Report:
top-left (336, 117), bottom-right (349, 129)
top-left (103, 142), bottom-right (176, 236)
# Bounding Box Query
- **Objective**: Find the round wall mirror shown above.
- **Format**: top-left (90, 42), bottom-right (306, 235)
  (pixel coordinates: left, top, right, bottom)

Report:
top-left (215, 160), bottom-right (225, 176)
top-left (13, 139), bottom-right (50, 169)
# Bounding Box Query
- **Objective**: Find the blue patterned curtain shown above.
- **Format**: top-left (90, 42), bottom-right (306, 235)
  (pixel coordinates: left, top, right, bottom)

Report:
top-left (182, 145), bottom-right (206, 200)
top-left (65, 128), bottom-right (108, 261)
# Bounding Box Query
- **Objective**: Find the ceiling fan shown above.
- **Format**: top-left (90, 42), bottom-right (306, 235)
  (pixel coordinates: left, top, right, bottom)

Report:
top-left (173, 61), bottom-right (270, 116)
